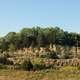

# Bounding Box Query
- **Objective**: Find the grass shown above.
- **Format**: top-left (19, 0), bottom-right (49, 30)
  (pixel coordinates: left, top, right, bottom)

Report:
top-left (0, 67), bottom-right (80, 80)
top-left (0, 70), bottom-right (45, 80)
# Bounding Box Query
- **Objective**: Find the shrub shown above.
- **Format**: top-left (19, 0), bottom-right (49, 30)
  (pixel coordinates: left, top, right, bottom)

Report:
top-left (39, 52), bottom-right (50, 58)
top-left (63, 52), bottom-right (73, 59)
top-left (6, 60), bottom-right (13, 65)
top-left (46, 52), bottom-right (59, 59)
top-left (0, 64), bottom-right (7, 69)
top-left (33, 63), bottom-right (46, 70)
top-left (14, 64), bottom-right (21, 70)
top-left (21, 59), bottom-right (33, 71)
top-left (0, 57), bottom-right (7, 64)
top-left (40, 51), bottom-right (59, 59)
top-left (0, 57), bottom-right (13, 65)
top-left (8, 44), bottom-right (17, 52)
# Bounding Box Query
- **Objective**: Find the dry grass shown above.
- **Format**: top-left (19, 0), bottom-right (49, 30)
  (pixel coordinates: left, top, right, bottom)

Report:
top-left (0, 67), bottom-right (80, 80)
top-left (0, 70), bottom-right (44, 80)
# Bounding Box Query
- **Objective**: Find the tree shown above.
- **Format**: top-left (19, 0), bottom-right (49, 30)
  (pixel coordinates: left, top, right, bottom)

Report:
top-left (5, 32), bottom-right (16, 44)
top-left (37, 31), bottom-right (46, 47)
top-left (0, 38), bottom-right (9, 51)
top-left (20, 28), bottom-right (33, 47)
top-left (8, 44), bottom-right (17, 51)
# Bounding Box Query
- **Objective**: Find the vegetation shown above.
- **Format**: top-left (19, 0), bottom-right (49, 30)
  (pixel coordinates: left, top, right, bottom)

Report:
top-left (0, 27), bottom-right (79, 52)
top-left (0, 67), bottom-right (80, 80)
top-left (0, 26), bottom-right (80, 79)
top-left (21, 59), bottom-right (33, 71)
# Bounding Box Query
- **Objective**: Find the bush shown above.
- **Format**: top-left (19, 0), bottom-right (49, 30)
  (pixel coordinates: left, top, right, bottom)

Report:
top-left (33, 63), bottom-right (46, 70)
top-left (0, 64), bottom-right (7, 69)
top-left (8, 44), bottom-right (17, 52)
top-left (63, 52), bottom-right (73, 59)
top-left (21, 59), bottom-right (33, 71)
top-left (6, 60), bottom-right (13, 65)
top-left (33, 58), bottom-right (46, 70)
top-left (33, 62), bottom-right (56, 70)
top-left (40, 51), bottom-right (59, 59)
top-left (14, 64), bottom-right (21, 70)
top-left (0, 57), bottom-right (7, 64)
top-left (46, 52), bottom-right (59, 59)
top-left (0, 57), bottom-right (13, 65)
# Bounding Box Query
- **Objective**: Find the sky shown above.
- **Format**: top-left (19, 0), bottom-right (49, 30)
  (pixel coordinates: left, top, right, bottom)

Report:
top-left (0, 0), bottom-right (80, 36)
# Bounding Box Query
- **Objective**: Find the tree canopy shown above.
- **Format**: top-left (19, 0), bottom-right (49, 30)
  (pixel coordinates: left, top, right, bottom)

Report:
top-left (0, 27), bottom-right (79, 51)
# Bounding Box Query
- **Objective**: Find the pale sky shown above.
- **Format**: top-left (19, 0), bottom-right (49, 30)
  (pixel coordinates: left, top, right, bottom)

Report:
top-left (0, 0), bottom-right (80, 36)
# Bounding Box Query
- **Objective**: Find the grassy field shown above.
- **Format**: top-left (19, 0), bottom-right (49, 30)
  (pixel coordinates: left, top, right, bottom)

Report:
top-left (0, 66), bottom-right (80, 80)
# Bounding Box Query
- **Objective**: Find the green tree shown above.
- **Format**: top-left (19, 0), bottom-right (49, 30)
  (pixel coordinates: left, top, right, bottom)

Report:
top-left (8, 44), bottom-right (17, 51)
top-left (0, 38), bottom-right (9, 51)
top-left (37, 32), bottom-right (46, 47)
top-left (5, 32), bottom-right (16, 44)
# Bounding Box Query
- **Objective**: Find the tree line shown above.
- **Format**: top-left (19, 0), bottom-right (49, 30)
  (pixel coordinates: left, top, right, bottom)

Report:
top-left (0, 27), bottom-right (80, 52)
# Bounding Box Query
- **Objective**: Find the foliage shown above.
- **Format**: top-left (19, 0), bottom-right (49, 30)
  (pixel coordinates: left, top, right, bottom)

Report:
top-left (0, 27), bottom-right (79, 59)
top-left (0, 64), bottom-right (7, 69)
top-left (0, 57), bottom-right (13, 65)
top-left (21, 59), bottom-right (33, 71)
top-left (0, 26), bottom-right (80, 55)
top-left (33, 63), bottom-right (45, 70)
top-left (8, 44), bottom-right (17, 51)
top-left (40, 51), bottom-right (59, 59)
top-left (63, 52), bottom-right (73, 59)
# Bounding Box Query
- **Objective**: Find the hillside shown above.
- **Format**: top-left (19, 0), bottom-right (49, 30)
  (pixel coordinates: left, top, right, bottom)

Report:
top-left (0, 27), bottom-right (80, 80)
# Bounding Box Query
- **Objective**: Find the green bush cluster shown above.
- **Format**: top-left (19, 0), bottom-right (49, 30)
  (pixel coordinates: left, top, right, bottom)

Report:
top-left (33, 63), bottom-right (45, 70)
top-left (17, 58), bottom-right (55, 71)
top-left (21, 59), bottom-right (33, 71)
top-left (20, 59), bottom-right (46, 71)
top-left (40, 51), bottom-right (59, 59)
